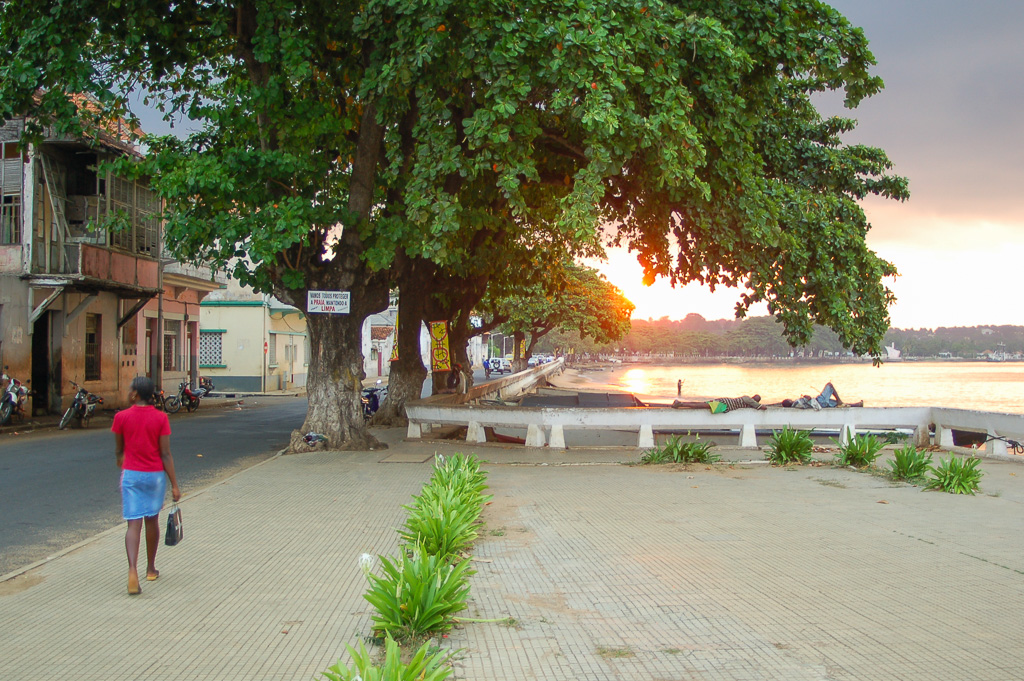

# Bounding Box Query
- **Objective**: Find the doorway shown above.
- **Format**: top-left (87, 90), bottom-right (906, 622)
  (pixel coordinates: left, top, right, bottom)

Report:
top-left (31, 312), bottom-right (54, 415)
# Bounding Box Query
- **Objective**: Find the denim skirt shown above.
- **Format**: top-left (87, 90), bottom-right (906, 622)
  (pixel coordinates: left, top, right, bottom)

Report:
top-left (120, 469), bottom-right (167, 520)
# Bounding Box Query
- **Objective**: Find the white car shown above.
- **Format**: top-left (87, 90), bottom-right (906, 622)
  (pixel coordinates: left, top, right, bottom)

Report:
top-left (488, 358), bottom-right (510, 374)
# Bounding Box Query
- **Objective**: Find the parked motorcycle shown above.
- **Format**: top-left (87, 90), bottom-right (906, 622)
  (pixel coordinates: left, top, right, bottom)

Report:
top-left (0, 367), bottom-right (30, 426)
top-left (153, 387), bottom-right (168, 410)
top-left (165, 376), bottom-right (214, 414)
top-left (59, 380), bottom-right (104, 430)
top-left (362, 380), bottom-right (387, 421)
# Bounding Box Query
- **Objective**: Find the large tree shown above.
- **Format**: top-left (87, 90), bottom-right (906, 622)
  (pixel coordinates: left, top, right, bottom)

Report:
top-left (3, 0), bottom-right (907, 446)
top-left (481, 262), bottom-right (634, 371)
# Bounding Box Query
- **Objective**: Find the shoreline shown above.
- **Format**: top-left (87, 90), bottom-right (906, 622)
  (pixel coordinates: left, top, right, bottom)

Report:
top-left (544, 362), bottom-right (1024, 415)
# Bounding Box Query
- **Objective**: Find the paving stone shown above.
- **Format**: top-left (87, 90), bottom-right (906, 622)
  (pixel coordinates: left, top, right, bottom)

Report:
top-left (1, 433), bottom-right (1022, 680)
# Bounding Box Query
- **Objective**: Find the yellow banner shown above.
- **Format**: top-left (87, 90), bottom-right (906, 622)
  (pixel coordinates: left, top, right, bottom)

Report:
top-left (389, 312), bottom-right (400, 362)
top-left (429, 321), bottom-right (451, 372)
top-left (520, 339), bottom-right (526, 357)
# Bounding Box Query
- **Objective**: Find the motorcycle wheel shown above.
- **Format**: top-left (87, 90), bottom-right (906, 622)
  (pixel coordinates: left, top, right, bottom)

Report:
top-left (0, 401), bottom-right (11, 425)
top-left (189, 398), bottom-right (200, 412)
top-left (164, 396), bottom-right (182, 414)
top-left (59, 407), bottom-right (75, 430)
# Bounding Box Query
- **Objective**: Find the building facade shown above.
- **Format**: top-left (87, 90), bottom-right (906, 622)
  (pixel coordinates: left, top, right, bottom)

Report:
top-left (0, 115), bottom-right (222, 413)
top-left (199, 280), bottom-right (310, 393)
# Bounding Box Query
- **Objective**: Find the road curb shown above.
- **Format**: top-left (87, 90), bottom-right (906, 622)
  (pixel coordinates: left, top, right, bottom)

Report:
top-left (0, 447), bottom-right (288, 584)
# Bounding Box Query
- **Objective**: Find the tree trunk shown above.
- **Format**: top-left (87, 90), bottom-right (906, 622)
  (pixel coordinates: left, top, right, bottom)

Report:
top-left (448, 321), bottom-right (473, 391)
top-left (511, 330), bottom-right (527, 373)
top-left (372, 269), bottom-right (429, 425)
top-left (289, 308), bottom-right (386, 451)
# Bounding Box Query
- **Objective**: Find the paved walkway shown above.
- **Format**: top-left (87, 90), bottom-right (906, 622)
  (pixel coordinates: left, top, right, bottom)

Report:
top-left (2, 430), bottom-right (1023, 680)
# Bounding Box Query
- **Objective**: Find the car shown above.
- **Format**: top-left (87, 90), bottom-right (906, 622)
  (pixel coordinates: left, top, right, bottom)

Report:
top-left (488, 357), bottom-right (510, 374)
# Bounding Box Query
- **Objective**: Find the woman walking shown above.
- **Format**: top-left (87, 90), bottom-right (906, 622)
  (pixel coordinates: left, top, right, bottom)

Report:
top-left (113, 376), bottom-right (181, 595)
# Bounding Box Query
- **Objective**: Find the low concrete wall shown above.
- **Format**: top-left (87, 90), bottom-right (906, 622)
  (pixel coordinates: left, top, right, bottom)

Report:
top-left (414, 358), bottom-right (565, 408)
top-left (405, 393), bottom-right (1024, 460)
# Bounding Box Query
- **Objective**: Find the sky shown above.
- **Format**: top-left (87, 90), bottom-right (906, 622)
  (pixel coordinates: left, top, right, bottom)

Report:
top-left (594, 0), bottom-right (1024, 329)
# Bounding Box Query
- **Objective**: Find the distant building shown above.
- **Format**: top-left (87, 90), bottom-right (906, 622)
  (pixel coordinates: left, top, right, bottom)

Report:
top-left (199, 278), bottom-right (310, 393)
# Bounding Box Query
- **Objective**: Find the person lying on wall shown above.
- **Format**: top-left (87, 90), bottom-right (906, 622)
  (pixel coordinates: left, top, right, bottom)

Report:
top-left (779, 382), bottom-right (863, 410)
top-left (671, 395), bottom-right (765, 413)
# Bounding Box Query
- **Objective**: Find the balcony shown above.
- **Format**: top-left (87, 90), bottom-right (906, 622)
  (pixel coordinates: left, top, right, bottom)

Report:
top-left (30, 242), bottom-right (159, 294)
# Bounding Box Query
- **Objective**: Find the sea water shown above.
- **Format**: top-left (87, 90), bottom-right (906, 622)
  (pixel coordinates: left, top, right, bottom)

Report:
top-left (571, 361), bottom-right (1024, 415)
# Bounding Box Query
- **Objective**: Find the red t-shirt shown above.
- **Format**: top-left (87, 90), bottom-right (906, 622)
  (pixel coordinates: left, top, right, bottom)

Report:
top-left (112, 405), bottom-right (171, 472)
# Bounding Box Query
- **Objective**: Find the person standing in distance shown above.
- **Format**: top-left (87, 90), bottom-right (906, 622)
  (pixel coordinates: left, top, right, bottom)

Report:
top-left (113, 376), bottom-right (181, 595)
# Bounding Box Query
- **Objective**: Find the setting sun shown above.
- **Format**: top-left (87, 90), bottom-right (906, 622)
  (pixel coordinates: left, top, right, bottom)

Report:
top-left (585, 247), bottom-right (767, 323)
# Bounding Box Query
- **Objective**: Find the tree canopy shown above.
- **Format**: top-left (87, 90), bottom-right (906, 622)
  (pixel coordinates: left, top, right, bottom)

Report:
top-left (1, 0), bottom-right (908, 444)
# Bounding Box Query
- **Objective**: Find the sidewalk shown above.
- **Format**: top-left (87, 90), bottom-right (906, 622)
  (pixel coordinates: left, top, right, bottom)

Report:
top-left (2, 430), bottom-right (1023, 680)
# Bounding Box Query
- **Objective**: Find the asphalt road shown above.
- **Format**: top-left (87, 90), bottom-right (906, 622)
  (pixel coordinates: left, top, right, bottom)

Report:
top-left (0, 395), bottom-right (308, 576)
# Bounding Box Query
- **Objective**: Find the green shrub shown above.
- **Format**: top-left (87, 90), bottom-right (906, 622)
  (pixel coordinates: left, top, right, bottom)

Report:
top-left (888, 444), bottom-right (932, 481)
top-left (641, 435), bottom-right (719, 464)
top-left (400, 487), bottom-right (480, 562)
top-left (321, 635), bottom-right (451, 681)
top-left (765, 427), bottom-right (814, 465)
top-left (835, 433), bottom-right (885, 468)
top-left (925, 455), bottom-right (983, 495)
top-left (363, 548), bottom-right (473, 639)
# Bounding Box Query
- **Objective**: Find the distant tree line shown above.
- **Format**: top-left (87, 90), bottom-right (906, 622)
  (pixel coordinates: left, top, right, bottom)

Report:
top-left (540, 315), bottom-right (1024, 360)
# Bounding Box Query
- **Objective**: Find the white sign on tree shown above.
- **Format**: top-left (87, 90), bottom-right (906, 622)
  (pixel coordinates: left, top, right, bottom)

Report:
top-left (307, 290), bottom-right (351, 314)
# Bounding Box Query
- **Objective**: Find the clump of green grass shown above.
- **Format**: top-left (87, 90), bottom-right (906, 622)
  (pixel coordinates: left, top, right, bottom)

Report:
top-left (888, 444), bottom-right (932, 481)
top-left (835, 433), bottom-right (884, 468)
top-left (765, 427), bottom-right (814, 465)
top-left (925, 455), bottom-right (983, 495)
top-left (641, 435), bottom-right (719, 464)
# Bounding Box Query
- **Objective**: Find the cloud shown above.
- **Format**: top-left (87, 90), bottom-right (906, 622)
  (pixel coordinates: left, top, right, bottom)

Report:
top-left (820, 0), bottom-right (1024, 223)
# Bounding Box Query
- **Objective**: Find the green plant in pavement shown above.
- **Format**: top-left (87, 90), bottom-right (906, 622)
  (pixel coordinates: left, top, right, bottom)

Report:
top-left (888, 444), bottom-right (932, 481)
top-left (765, 427), bottom-right (814, 465)
top-left (320, 634), bottom-right (451, 681)
top-left (925, 455), bottom-right (983, 495)
top-left (400, 487), bottom-right (481, 563)
top-left (835, 433), bottom-right (885, 468)
top-left (363, 547), bottom-right (473, 640)
top-left (641, 435), bottom-right (719, 464)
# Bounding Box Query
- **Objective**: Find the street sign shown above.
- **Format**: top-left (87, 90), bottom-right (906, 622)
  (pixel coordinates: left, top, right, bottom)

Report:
top-left (307, 290), bottom-right (351, 314)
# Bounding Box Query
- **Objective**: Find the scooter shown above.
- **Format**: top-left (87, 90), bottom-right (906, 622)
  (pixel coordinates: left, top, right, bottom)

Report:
top-left (165, 376), bottom-right (214, 414)
top-left (362, 380), bottom-right (387, 421)
top-left (59, 380), bottom-right (104, 430)
top-left (0, 367), bottom-right (30, 426)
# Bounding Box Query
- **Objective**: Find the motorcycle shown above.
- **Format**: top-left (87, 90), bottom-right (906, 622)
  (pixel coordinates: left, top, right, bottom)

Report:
top-left (362, 380), bottom-right (387, 421)
top-left (0, 367), bottom-right (30, 426)
top-left (153, 387), bottom-right (168, 410)
top-left (59, 380), bottom-right (104, 430)
top-left (165, 376), bottom-right (214, 414)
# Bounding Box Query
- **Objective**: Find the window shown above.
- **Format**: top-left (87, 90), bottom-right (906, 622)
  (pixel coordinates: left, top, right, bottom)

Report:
top-left (304, 335), bottom-right (310, 366)
top-left (1, 194), bottom-right (19, 244)
top-left (108, 175), bottom-right (160, 256)
top-left (268, 333), bottom-right (278, 366)
top-left (85, 314), bottom-right (101, 381)
top-left (199, 331), bottom-right (224, 367)
top-left (163, 319), bottom-right (180, 371)
top-left (1, 143), bottom-right (20, 245)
